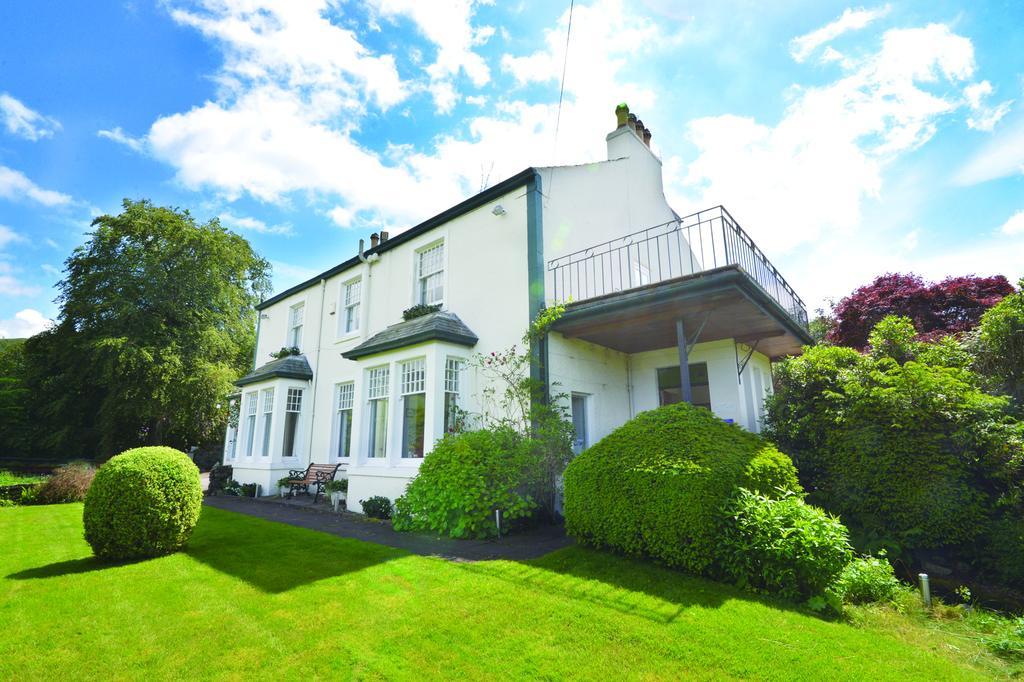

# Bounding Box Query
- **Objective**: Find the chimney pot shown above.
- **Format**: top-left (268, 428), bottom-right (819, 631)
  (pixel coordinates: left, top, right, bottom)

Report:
top-left (643, 128), bottom-right (652, 146)
top-left (370, 232), bottom-right (379, 248)
top-left (380, 230), bottom-right (389, 242)
top-left (634, 118), bottom-right (644, 136)
top-left (615, 103), bottom-right (630, 128)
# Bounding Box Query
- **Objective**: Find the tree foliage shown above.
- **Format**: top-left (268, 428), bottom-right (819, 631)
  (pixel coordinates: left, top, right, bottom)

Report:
top-left (828, 273), bottom-right (1014, 348)
top-left (972, 278), bottom-right (1024, 408)
top-left (765, 316), bottom-right (1024, 563)
top-left (20, 199), bottom-right (270, 459)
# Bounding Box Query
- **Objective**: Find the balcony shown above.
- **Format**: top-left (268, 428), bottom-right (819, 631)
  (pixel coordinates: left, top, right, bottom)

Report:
top-left (547, 206), bottom-right (812, 359)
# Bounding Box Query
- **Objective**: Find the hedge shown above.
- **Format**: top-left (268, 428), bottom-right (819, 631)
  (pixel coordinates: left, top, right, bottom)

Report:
top-left (83, 446), bottom-right (202, 560)
top-left (563, 402), bottom-right (801, 574)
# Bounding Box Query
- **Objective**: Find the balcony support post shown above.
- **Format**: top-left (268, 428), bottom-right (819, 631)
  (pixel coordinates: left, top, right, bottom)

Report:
top-left (676, 318), bottom-right (693, 404)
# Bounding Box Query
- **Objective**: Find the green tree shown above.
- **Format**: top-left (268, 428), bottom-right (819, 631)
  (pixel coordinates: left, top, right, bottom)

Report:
top-left (31, 199), bottom-right (271, 458)
top-left (974, 277), bottom-right (1024, 408)
top-left (0, 340), bottom-right (30, 457)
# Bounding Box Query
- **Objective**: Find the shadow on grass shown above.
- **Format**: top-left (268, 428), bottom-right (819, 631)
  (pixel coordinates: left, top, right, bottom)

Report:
top-left (460, 545), bottom-right (806, 625)
top-left (183, 506), bottom-right (406, 594)
top-left (7, 556), bottom-right (148, 580)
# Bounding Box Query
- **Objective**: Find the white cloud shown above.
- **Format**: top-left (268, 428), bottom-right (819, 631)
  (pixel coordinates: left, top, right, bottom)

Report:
top-left (41, 263), bottom-right (61, 278)
top-left (218, 211), bottom-right (293, 235)
top-left (963, 81), bottom-right (1013, 132)
top-left (0, 308), bottom-right (52, 339)
top-left (0, 165), bottom-right (72, 206)
top-left (328, 206), bottom-right (354, 228)
top-left (368, 0), bottom-right (493, 113)
top-left (0, 93), bottom-right (61, 141)
top-left (97, 126), bottom-right (145, 152)
top-left (1000, 209), bottom-right (1024, 236)
top-left (789, 5), bottom-right (891, 63)
top-left (0, 261), bottom-right (40, 298)
top-left (682, 23), bottom-right (976, 254)
top-left (954, 116), bottom-right (1024, 185)
top-left (0, 225), bottom-right (27, 250)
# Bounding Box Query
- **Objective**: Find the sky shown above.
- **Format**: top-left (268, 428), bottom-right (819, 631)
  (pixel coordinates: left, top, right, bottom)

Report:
top-left (0, 0), bottom-right (1022, 337)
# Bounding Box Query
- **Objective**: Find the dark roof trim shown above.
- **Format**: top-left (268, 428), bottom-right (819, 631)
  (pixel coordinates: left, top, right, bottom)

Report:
top-left (257, 167), bottom-right (538, 310)
top-left (235, 355), bottom-right (314, 387)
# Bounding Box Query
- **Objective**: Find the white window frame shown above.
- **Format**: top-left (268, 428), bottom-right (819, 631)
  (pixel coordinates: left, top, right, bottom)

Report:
top-left (366, 366), bottom-right (390, 460)
top-left (443, 357), bottom-right (464, 435)
top-left (415, 240), bottom-right (445, 306)
top-left (243, 392), bottom-right (258, 457)
top-left (335, 381), bottom-right (354, 460)
top-left (282, 387), bottom-right (303, 458)
top-left (400, 358), bottom-right (427, 459)
top-left (340, 278), bottom-right (361, 337)
top-left (259, 388), bottom-right (274, 457)
top-left (288, 302), bottom-right (305, 349)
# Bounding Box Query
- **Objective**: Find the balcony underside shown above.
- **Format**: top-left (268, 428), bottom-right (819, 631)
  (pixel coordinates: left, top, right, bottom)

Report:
top-left (550, 265), bottom-right (813, 359)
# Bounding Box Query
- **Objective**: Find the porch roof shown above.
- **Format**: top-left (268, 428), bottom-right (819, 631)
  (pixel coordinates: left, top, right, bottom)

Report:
top-left (235, 354), bottom-right (313, 387)
top-left (550, 265), bottom-right (813, 358)
top-left (342, 311), bottom-right (478, 361)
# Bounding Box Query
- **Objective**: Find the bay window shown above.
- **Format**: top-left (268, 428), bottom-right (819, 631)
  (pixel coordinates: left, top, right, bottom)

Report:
top-left (282, 387), bottom-right (303, 458)
top-left (444, 357), bottom-right (464, 434)
top-left (335, 382), bottom-right (354, 459)
top-left (260, 388), bottom-right (274, 457)
top-left (367, 366), bottom-right (389, 459)
top-left (416, 242), bottom-right (444, 305)
top-left (243, 392), bottom-right (257, 457)
top-left (400, 359), bottom-right (426, 458)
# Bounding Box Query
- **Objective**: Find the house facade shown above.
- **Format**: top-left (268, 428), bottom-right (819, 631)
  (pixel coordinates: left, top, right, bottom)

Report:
top-left (223, 104), bottom-right (812, 512)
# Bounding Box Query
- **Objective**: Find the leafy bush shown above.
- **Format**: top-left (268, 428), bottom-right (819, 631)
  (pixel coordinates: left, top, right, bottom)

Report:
top-left (831, 555), bottom-right (902, 604)
top-left (394, 428), bottom-right (536, 539)
top-left (765, 324), bottom-right (1023, 555)
top-left (31, 461), bottom-right (96, 504)
top-left (564, 401), bottom-right (801, 575)
top-left (324, 479), bottom-right (347, 494)
top-left (83, 446), bottom-right (202, 560)
top-left (402, 303), bottom-right (442, 321)
top-left (966, 610), bottom-right (1024, 660)
top-left (720, 489), bottom-right (852, 603)
top-left (973, 279), bottom-right (1024, 406)
top-left (361, 495), bottom-right (392, 520)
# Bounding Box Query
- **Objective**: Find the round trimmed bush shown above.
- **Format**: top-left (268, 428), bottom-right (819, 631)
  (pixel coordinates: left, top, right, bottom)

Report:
top-left (563, 401), bottom-right (801, 574)
top-left (84, 446), bottom-right (202, 560)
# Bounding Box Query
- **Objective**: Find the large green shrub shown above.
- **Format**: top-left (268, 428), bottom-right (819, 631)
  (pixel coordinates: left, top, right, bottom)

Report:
top-left (830, 555), bottom-right (902, 605)
top-left (83, 446), bottom-right (202, 560)
top-left (720, 489), bottom-right (852, 602)
top-left (563, 402), bottom-right (801, 574)
top-left (394, 428), bottom-right (536, 538)
top-left (765, 321), bottom-right (1023, 554)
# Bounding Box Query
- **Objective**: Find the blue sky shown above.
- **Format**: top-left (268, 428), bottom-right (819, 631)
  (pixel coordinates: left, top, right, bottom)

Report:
top-left (1, 0), bottom-right (1022, 336)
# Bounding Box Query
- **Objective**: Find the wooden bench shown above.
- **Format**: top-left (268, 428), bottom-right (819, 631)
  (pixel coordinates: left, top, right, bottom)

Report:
top-left (285, 463), bottom-right (343, 504)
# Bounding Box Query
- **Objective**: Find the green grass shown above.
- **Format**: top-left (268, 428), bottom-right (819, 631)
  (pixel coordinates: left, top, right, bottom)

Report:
top-left (0, 470), bottom-right (45, 486)
top-left (0, 504), bottom-right (1013, 680)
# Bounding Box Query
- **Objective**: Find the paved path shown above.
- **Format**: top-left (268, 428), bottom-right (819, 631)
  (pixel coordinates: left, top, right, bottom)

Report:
top-left (204, 495), bottom-right (573, 562)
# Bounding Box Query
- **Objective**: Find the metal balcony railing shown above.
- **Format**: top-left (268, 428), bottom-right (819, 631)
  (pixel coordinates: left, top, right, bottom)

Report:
top-left (547, 206), bottom-right (809, 328)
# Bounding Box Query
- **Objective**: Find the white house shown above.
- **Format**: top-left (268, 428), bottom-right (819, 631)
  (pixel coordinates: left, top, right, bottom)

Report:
top-left (222, 104), bottom-right (812, 512)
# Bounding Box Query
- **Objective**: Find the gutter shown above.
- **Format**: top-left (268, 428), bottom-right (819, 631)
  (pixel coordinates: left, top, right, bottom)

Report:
top-left (526, 169), bottom-right (549, 404)
top-left (305, 277), bottom-right (327, 465)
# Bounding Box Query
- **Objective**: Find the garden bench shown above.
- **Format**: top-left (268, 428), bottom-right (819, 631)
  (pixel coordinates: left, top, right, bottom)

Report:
top-left (285, 463), bottom-right (343, 504)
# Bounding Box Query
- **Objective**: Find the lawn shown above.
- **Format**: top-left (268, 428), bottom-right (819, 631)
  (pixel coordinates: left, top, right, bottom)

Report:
top-left (0, 504), bottom-right (1011, 680)
top-left (0, 470), bottom-right (45, 486)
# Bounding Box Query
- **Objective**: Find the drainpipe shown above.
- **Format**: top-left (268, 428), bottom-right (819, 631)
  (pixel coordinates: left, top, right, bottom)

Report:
top-left (357, 238), bottom-right (380, 334)
top-left (304, 277), bottom-right (327, 465)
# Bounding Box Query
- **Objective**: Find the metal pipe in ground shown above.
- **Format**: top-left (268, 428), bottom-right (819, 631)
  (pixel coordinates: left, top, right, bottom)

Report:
top-left (919, 573), bottom-right (931, 608)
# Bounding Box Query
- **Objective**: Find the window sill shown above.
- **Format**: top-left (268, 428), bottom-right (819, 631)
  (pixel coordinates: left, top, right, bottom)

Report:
top-left (335, 331), bottom-right (361, 345)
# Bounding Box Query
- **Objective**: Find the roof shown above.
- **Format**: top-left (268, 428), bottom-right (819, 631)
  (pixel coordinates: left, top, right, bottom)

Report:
top-left (342, 311), bottom-right (479, 360)
top-left (235, 354), bottom-right (314, 387)
top-left (256, 167), bottom-right (538, 310)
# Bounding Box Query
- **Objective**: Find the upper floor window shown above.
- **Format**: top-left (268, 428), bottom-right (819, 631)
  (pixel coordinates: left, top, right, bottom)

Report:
top-left (288, 302), bottom-right (305, 348)
top-left (417, 242), bottom-right (444, 305)
top-left (400, 359), bottom-right (426, 459)
top-left (343, 279), bottom-right (361, 335)
top-left (335, 382), bottom-right (354, 459)
top-left (282, 388), bottom-right (303, 457)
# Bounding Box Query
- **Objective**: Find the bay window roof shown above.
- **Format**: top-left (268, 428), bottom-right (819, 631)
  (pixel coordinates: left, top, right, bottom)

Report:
top-left (342, 311), bottom-right (478, 361)
top-left (235, 354), bottom-right (314, 387)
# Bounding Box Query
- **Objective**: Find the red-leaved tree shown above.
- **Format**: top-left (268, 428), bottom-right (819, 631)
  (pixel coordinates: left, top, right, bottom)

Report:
top-left (827, 273), bottom-right (1014, 348)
